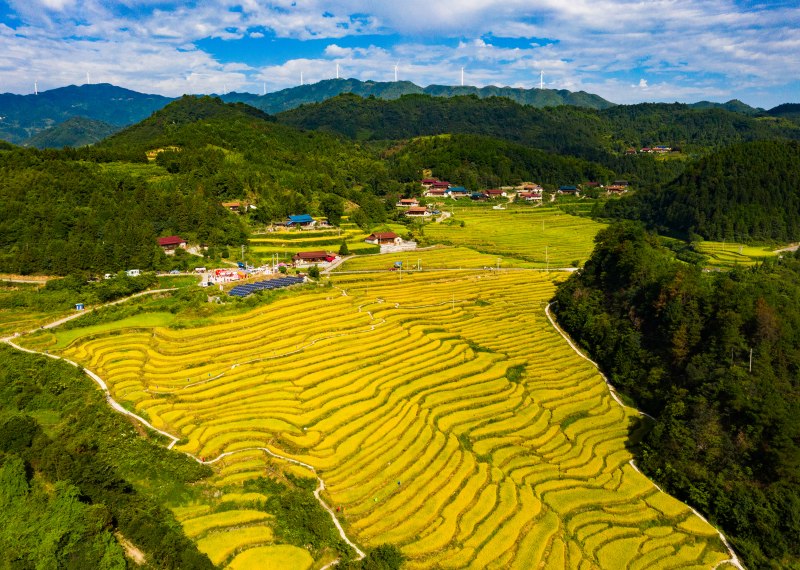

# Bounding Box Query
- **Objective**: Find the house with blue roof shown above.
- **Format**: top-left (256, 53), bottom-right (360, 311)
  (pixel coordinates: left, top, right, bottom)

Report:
top-left (447, 186), bottom-right (469, 199)
top-left (286, 214), bottom-right (316, 228)
top-left (557, 185), bottom-right (580, 196)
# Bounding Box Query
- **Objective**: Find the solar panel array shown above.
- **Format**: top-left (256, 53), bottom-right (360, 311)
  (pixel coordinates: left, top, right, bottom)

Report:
top-left (227, 276), bottom-right (305, 297)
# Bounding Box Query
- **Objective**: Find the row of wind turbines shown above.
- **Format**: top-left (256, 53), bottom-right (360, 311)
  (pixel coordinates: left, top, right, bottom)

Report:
top-left (299, 63), bottom-right (546, 89)
top-left (31, 67), bottom-right (546, 96)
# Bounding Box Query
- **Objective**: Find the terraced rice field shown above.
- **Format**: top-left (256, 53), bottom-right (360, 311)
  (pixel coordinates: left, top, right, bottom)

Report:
top-left (333, 245), bottom-right (533, 271)
top-left (695, 241), bottom-right (778, 268)
top-left (59, 265), bottom-right (730, 569)
top-left (425, 206), bottom-right (605, 267)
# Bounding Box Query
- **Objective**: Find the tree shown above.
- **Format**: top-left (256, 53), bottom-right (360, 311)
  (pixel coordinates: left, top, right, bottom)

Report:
top-left (308, 265), bottom-right (320, 279)
top-left (320, 194), bottom-right (344, 226)
top-left (338, 240), bottom-right (350, 256)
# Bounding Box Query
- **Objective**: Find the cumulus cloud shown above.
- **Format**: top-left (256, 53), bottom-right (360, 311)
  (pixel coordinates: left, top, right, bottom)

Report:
top-left (0, 0), bottom-right (798, 106)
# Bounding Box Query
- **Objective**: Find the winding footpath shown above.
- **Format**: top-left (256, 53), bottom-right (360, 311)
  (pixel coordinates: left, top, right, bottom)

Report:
top-left (0, 287), bottom-right (365, 566)
top-left (545, 302), bottom-right (745, 570)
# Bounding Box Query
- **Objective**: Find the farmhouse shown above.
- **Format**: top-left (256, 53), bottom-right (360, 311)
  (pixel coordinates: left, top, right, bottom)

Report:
top-left (126, 269), bottom-right (140, 277)
top-left (396, 198), bottom-right (420, 208)
top-left (365, 232), bottom-right (403, 245)
top-left (405, 206), bottom-right (432, 217)
top-left (518, 191), bottom-right (543, 202)
top-left (221, 201), bottom-right (242, 211)
top-left (420, 178), bottom-right (439, 188)
top-left (424, 187), bottom-right (447, 197)
top-left (558, 185), bottom-right (580, 196)
top-left (286, 214), bottom-right (316, 228)
top-left (157, 235), bottom-right (187, 254)
top-left (485, 189), bottom-right (507, 198)
top-left (292, 251), bottom-right (335, 267)
top-left (606, 185), bottom-right (628, 194)
top-left (470, 192), bottom-right (488, 201)
top-left (448, 186), bottom-right (469, 199)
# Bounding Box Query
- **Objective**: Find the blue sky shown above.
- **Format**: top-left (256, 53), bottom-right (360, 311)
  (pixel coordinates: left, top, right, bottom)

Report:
top-left (1, 0), bottom-right (798, 107)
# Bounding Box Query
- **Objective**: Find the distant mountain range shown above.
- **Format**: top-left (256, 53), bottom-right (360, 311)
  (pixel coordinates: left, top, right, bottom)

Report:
top-left (221, 78), bottom-right (616, 114)
top-left (0, 84), bottom-right (170, 144)
top-left (0, 80), bottom-right (792, 147)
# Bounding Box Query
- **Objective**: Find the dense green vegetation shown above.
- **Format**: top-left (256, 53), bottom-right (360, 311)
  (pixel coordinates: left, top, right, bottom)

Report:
top-left (554, 223), bottom-right (800, 569)
top-left (278, 93), bottom-right (800, 160)
top-left (0, 146), bottom-right (247, 275)
top-left (0, 346), bottom-right (213, 569)
top-left (22, 116), bottom-right (120, 149)
top-left (387, 134), bottom-right (614, 189)
top-left (605, 140), bottom-right (800, 241)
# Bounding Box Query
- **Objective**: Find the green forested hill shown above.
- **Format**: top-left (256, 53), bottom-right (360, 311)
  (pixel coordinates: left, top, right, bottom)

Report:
top-left (387, 134), bottom-right (614, 189)
top-left (554, 223), bottom-right (800, 569)
top-left (0, 96), bottom-right (398, 275)
top-left (21, 116), bottom-right (119, 149)
top-left (278, 93), bottom-right (800, 159)
top-left (605, 140), bottom-right (800, 241)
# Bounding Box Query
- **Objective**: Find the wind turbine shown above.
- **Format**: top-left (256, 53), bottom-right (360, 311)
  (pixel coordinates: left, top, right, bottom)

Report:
top-left (539, 70), bottom-right (544, 90)
top-left (336, 63), bottom-right (340, 79)
top-left (34, 80), bottom-right (38, 95)
top-left (262, 82), bottom-right (266, 95)
top-left (300, 71), bottom-right (304, 86)
top-left (394, 61), bottom-right (399, 82)
top-left (86, 71), bottom-right (90, 85)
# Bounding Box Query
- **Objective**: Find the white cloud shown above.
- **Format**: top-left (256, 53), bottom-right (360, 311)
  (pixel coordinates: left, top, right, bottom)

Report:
top-left (0, 0), bottom-right (799, 107)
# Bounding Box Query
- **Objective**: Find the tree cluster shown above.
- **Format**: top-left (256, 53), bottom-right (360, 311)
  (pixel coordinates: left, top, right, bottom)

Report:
top-left (554, 223), bottom-right (800, 568)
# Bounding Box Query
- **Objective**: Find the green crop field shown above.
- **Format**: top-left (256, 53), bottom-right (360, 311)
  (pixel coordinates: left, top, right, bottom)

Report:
top-left (695, 240), bottom-right (779, 269)
top-left (56, 265), bottom-right (730, 569)
top-left (424, 205), bottom-right (606, 267)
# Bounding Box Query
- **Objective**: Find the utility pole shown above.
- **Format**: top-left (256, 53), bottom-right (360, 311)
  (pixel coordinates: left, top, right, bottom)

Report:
top-left (749, 348), bottom-right (753, 372)
top-left (545, 246), bottom-right (549, 272)
top-left (241, 244), bottom-right (245, 261)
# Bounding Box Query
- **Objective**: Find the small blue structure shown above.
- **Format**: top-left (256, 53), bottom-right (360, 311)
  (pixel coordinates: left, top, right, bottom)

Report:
top-left (558, 185), bottom-right (579, 194)
top-left (286, 214), bottom-right (315, 227)
top-left (75, 303), bottom-right (85, 311)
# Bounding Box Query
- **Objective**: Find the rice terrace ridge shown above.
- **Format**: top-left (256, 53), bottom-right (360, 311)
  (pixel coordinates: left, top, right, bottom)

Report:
top-left (2, 1), bottom-right (800, 568)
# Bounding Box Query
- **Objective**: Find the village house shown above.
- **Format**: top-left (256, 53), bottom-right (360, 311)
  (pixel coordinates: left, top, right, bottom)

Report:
top-left (518, 191), bottom-right (543, 202)
top-left (470, 192), bottom-right (488, 201)
top-left (365, 232), bottom-right (403, 245)
top-left (424, 187), bottom-right (447, 197)
top-left (558, 185), bottom-right (580, 196)
top-left (447, 186), bottom-right (469, 199)
top-left (157, 235), bottom-right (187, 254)
top-left (606, 185), bottom-right (628, 194)
top-left (613, 180), bottom-right (630, 187)
top-left (221, 201), bottom-right (242, 211)
top-left (420, 178), bottom-right (439, 188)
top-left (286, 214), bottom-right (316, 228)
top-left (292, 251), bottom-right (335, 267)
top-left (405, 206), bottom-right (432, 217)
top-left (484, 189), bottom-right (507, 198)
top-left (396, 198), bottom-right (420, 208)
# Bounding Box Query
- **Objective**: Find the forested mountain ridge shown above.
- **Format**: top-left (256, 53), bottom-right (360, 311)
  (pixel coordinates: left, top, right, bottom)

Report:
top-left (604, 140), bottom-right (800, 241)
top-left (386, 134), bottom-right (615, 190)
top-left (0, 83), bottom-right (171, 144)
top-left (21, 116), bottom-right (119, 149)
top-left (0, 96), bottom-right (396, 276)
top-left (222, 77), bottom-right (615, 113)
top-left (554, 223), bottom-right (800, 569)
top-left (278, 93), bottom-right (800, 159)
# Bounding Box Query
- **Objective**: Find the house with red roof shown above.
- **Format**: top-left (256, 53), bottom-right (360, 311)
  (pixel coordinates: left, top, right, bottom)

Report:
top-left (292, 251), bottom-right (336, 267)
top-left (396, 198), bottom-right (420, 208)
top-left (365, 232), bottom-right (403, 245)
top-left (157, 235), bottom-right (187, 254)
